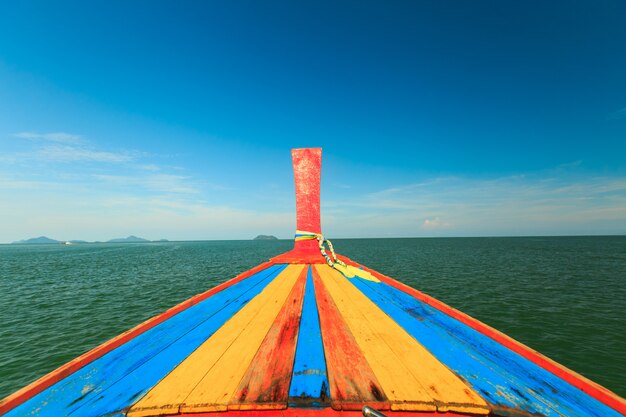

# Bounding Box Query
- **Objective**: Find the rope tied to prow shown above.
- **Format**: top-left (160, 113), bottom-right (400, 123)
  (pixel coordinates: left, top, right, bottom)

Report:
top-left (295, 230), bottom-right (346, 268)
top-left (295, 230), bottom-right (379, 282)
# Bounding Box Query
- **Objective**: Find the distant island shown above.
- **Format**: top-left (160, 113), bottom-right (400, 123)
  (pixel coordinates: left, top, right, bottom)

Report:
top-left (11, 235), bottom-right (163, 244)
top-left (253, 235), bottom-right (278, 240)
top-left (12, 236), bottom-right (60, 244)
top-left (107, 235), bottom-right (150, 243)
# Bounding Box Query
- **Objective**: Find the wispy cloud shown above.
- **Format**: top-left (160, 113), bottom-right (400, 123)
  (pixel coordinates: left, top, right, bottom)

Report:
top-left (94, 174), bottom-right (200, 194)
top-left (0, 130), bottom-right (246, 242)
top-left (0, 175), bottom-right (48, 190)
top-left (2, 132), bottom-right (625, 241)
top-left (6, 132), bottom-right (140, 164)
top-left (324, 170), bottom-right (626, 237)
top-left (36, 145), bottom-right (136, 163)
top-left (607, 107), bottom-right (626, 120)
top-left (14, 131), bottom-right (82, 144)
top-left (0, 191), bottom-right (293, 242)
top-left (138, 164), bottom-right (161, 171)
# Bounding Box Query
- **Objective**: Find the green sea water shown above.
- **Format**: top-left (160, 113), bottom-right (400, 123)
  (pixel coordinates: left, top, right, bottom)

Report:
top-left (0, 237), bottom-right (624, 400)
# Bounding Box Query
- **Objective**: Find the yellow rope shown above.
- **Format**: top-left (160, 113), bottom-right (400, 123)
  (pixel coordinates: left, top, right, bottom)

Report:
top-left (294, 230), bottom-right (380, 282)
top-left (294, 230), bottom-right (346, 268)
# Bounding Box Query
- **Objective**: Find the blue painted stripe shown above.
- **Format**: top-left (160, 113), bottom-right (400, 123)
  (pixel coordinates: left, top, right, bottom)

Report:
top-left (6, 264), bottom-right (286, 417)
top-left (349, 276), bottom-right (623, 417)
top-left (288, 267), bottom-right (329, 407)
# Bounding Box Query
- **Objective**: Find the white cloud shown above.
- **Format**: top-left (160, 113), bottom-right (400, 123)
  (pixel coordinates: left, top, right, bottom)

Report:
top-left (37, 145), bottom-right (135, 163)
top-left (0, 175), bottom-right (46, 190)
top-left (138, 164), bottom-right (161, 171)
top-left (422, 217), bottom-right (450, 230)
top-left (14, 132), bottom-right (82, 144)
top-left (6, 132), bottom-right (138, 165)
top-left (94, 174), bottom-right (200, 194)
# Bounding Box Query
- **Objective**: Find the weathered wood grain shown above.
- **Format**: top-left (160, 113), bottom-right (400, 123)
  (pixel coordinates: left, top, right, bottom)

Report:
top-left (128, 264), bottom-right (304, 416)
top-left (315, 264), bottom-right (489, 415)
top-left (311, 266), bottom-right (389, 411)
top-left (229, 266), bottom-right (308, 410)
top-left (287, 268), bottom-right (330, 407)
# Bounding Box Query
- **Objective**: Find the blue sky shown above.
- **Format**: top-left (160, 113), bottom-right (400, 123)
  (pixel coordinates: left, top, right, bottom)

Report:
top-left (1, 1), bottom-right (625, 242)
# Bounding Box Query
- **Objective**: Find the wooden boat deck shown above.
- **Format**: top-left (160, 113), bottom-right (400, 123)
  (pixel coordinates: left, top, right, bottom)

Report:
top-left (1, 148), bottom-right (624, 417)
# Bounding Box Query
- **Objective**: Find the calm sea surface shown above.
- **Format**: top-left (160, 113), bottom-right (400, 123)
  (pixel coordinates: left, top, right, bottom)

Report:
top-left (0, 237), bottom-right (624, 399)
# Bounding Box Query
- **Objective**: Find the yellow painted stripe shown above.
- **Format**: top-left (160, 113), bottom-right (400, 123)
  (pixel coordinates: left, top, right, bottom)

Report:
top-left (315, 265), bottom-right (489, 414)
top-left (128, 264), bottom-right (305, 417)
top-left (182, 265), bottom-right (306, 413)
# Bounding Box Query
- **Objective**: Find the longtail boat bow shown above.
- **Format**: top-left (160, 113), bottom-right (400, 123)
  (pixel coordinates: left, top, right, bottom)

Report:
top-left (1, 148), bottom-right (624, 417)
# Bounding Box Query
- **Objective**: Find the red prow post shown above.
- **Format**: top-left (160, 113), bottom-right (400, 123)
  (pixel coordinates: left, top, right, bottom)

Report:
top-left (272, 148), bottom-right (326, 263)
top-left (292, 148), bottom-right (322, 253)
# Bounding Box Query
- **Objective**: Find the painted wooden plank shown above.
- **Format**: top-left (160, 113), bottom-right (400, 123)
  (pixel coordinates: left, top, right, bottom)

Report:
top-left (340, 258), bottom-right (626, 416)
top-left (352, 275), bottom-right (625, 417)
top-left (315, 264), bottom-right (489, 415)
top-left (229, 266), bottom-right (308, 410)
top-left (3, 263), bottom-right (285, 417)
top-left (348, 275), bottom-right (551, 416)
top-left (179, 264), bottom-right (305, 414)
top-left (128, 264), bottom-right (305, 417)
top-left (287, 267), bottom-right (330, 407)
top-left (310, 266), bottom-right (388, 411)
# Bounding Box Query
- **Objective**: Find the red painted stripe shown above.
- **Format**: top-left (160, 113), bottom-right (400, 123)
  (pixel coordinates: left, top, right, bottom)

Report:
top-left (230, 266), bottom-right (309, 410)
top-left (311, 267), bottom-right (389, 411)
top-left (338, 256), bottom-right (626, 415)
top-left (178, 410), bottom-right (463, 417)
top-left (271, 249), bottom-right (327, 264)
top-left (0, 260), bottom-right (276, 415)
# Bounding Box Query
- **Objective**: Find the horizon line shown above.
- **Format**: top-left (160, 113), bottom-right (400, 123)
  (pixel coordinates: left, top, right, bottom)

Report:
top-left (3, 233), bottom-right (625, 245)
